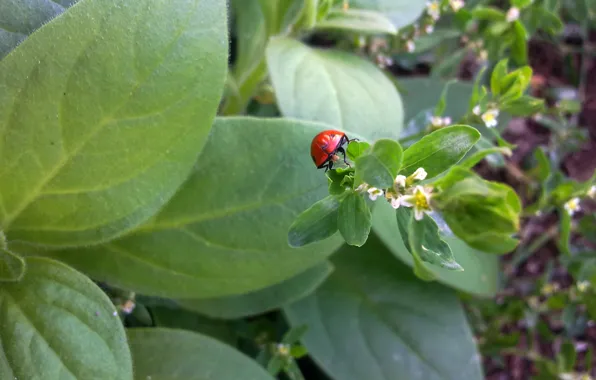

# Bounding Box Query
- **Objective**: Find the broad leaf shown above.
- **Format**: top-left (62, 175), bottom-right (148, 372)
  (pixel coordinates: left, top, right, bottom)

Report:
top-left (355, 139), bottom-right (403, 188)
top-left (284, 235), bottom-right (484, 380)
top-left (267, 37), bottom-right (404, 140)
top-left (400, 126), bottom-right (481, 178)
top-left (0, 0), bottom-right (81, 59)
top-left (0, 257), bottom-right (132, 379)
top-left (0, 246), bottom-right (25, 282)
top-left (372, 201), bottom-right (499, 296)
top-left (337, 192), bottom-right (372, 246)
top-left (316, 9), bottom-right (397, 35)
top-left (128, 328), bottom-right (273, 380)
top-left (178, 262), bottom-right (333, 319)
top-left (23, 117), bottom-right (344, 298)
top-left (288, 195), bottom-right (340, 247)
top-left (350, 0), bottom-right (427, 28)
top-left (0, 0), bottom-right (228, 247)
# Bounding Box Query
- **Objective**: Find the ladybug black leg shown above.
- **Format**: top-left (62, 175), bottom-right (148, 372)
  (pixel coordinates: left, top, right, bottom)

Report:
top-left (336, 147), bottom-right (351, 167)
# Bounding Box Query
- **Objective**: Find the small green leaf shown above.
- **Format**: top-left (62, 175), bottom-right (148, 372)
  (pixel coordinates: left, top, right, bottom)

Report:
top-left (177, 262), bottom-right (333, 319)
top-left (501, 95), bottom-right (545, 116)
top-left (511, 0), bottom-right (533, 8)
top-left (395, 207), bottom-right (437, 281)
top-left (338, 192), bottom-right (372, 247)
top-left (400, 126), bottom-right (481, 178)
top-left (289, 196), bottom-right (340, 247)
top-left (408, 211), bottom-right (464, 271)
top-left (491, 59), bottom-right (509, 96)
top-left (346, 141), bottom-right (371, 161)
top-left (459, 145), bottom-right (512, 169)
top-left (316, 9), bottom-right (397, 34)
top-left (558, 208), bottom-right (572, 256)
top-left (0, 257), bottom-right (132, 379)
top-left (128, 328), bottom-right (273, 380)
top-left (349, 0), bottom-right (426, 29)
top-left (434, 79), bottom-right (457, 116)
top-left (411, 29), bottom-right (461, 54)
top-left (510, 20), bottom-right (529, 65)
top-left (282, 324), bottom-right (309, 344)
top-left (472, 6), bottom-right (506, 21)
top-left (290, 345), bottom-right (309, 358)
top-left (355, 139), bottom-right (403, 188)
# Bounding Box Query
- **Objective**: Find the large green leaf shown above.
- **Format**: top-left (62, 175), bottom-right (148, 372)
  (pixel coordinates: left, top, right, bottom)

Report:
top-left (178, 262), bottom-right (333, 319)
top-left (0, 0), bottom-right (228, 248)
top-left (0, 0), bottom-right (81, 59)
top-left (284, 235), bottom-right (484, 380)
top-left (373, 201), bottom-right (498, 296)
top-left (350, 0), bottom-right (426, 29)
top-left (128, 328), bottom-right (273, 380)
top-left (22, 117), bottom-right (344, 298)
top-left (0, 257), bottom-right (132, 379)
top-left (267, 37), bottom-right (404, 140)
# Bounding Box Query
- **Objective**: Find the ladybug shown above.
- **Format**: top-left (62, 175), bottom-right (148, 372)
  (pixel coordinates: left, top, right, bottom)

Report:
top-left (310, 129), bottom-right (354, 171)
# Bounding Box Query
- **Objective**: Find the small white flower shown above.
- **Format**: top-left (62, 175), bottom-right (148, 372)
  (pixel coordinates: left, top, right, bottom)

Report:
top-left (355, 183), bottom-right (369, 193)
top-left (431, 116), bottom-right (443, 127)
top-left (449, 0), bottom-right (465, 12)
top-left (442, 116), bottom-right (452, 125)
top-left (394, 175), bottom-right (407, 189)
top-left (506, 7), bottom-right (520, 22)
top-left (478, 49), bottom-right (488, 62)
top-left (424, 24), bottom-right (434, 34)
top-left (367, 187), bottom-right (384, 201)
top-left (473, 105), bottom-right (481, 115)
top-left (401, 185), bottom-right (433, 221)
top-left (588, 185), bottom-right (596, 199)
top-left (386, 193), bottom-right (405, 209)
top-left (578, 281), bottom-right (590, 293)
top-left (410, 167), bottom-right (428, 181)
top-left (277, 343), bottom-right (291, 356)
top-left (481, 108), bottom-right (499, 128)
top-left (426, 1), bottom-right (441, 20)
top-left (405, 40), bottom-right (415, 52)
top-left (564, 197), bottom-right (581, 215)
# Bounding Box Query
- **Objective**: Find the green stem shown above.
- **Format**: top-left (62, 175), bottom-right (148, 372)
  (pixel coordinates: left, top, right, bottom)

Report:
top-left (222, 61), bottom-right (268, 116)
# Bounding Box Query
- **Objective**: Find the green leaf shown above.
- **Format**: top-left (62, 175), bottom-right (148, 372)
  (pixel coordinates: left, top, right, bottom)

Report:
top-left (558, 208), bottom-right (572, 256)
top-left (501, 95), bottom-right (545, 116)
top-left (0, 0), bottom-right (81, 59)
top-left (288, 196), bottom-right (340, 247)
top-left (510, 20), bottom-right (529, 65)
top-left (349, 0), bottom-right (426, 28)
top-left (128, 328), bottom-right (273, 380)
top-left (316, 9), bottom-right (397, 34)
top-left (491, 59), bottom-right (509, 96)
top-left (459, 143), bottom-right (512, 169)
top-left (0, 0), bottom-right (228, 248)
top-left (408, 211), bottom-right (464, 271)
top-left (0, 257), bottom-right (132, 379)
top-left (472, 6), bottom-right (506, 21)
top-left (434, 79), bottom-right (457, 116)
top-left (400, 126), bottom-right (481, 178)
top-left (395, 207), bottom-right (437, 281)
top-left (177, 262), bottom-right (333, 319)
top-left (355, 139), bottom-right (403, 188)
top-left (24, 117), bottom-right (343, 299)
top-left (346, 141), bottom-right (371, 161)
top-left (283, 235), bottom-right (484, 380)
top-left (266, 37), bottom-right (404, 140)
top-left (413, 29), bottom-right (462, 54)
top-left (373, 201), bottom-right (499, 296)
top-left (338, 192), bottom-right (372, 246)
top-left (511, 0), bottom-right (533, 8)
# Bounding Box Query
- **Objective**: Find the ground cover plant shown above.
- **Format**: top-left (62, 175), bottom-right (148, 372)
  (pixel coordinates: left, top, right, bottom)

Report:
top-left (0, 0), bottom-right (595, 379)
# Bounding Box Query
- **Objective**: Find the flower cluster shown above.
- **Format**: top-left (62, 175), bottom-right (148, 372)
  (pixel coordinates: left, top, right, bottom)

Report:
top-left (357, 167), bottom-right (434, 221)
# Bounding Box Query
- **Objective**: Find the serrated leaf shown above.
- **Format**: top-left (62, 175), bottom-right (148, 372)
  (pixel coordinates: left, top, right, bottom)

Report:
top-left (23, 117), bottom-right (343, 299)
top-left (283, 235), bottom-right (484, 380)
top-left (316, 8), bottom-right (397, 34)
top-left (128, 328), bottom-right (273, 380)
top-left (0, 0), bottom-right (228, 248)
top-left (0, 257), bottom-right (132, 379)
top-left (267, 37), bottom-right (403, 140)
top-left (178, 262), bottom-right (333, 319)
top-left (400, 126), bottom-right (481, 179)
top-left (337, 192), bottom-right (372, 246)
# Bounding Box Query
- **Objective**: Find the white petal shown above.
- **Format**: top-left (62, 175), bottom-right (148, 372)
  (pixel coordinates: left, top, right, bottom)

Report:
top-left (414, 209), bottom-right (424, 220)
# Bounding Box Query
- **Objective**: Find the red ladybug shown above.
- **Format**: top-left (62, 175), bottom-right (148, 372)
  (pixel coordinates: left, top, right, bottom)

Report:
top-left (310, 129), bottom-right (353, 171)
